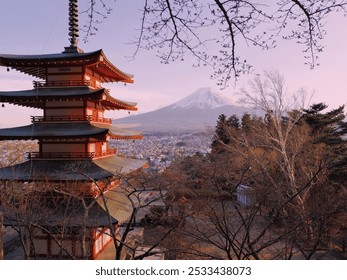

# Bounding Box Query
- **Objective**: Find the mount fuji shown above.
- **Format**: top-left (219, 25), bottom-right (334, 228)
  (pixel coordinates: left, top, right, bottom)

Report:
top-left (113, 87), bottom-right (254, 133)
top-left (171, 87), bottom-right (233, 110)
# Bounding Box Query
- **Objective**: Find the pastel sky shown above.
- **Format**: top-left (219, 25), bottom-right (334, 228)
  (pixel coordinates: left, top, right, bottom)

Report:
top-left (0, 0), bottom-right (346, 128)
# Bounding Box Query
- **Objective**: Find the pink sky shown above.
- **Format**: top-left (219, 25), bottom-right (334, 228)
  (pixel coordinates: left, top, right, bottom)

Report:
top-left (0, 0), bottom-right (346, 128)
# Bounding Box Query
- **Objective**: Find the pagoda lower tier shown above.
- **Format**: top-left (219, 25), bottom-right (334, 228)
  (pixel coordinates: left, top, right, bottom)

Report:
top-left (1, 187), bottom-right (133, 259)
top-left (0, 156), bottom-right (147, 182)
top-left (0, 122), bottom-right (142, 140)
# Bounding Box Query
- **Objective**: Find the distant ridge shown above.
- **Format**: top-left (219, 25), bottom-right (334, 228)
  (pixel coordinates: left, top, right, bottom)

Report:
top-left (113, 87), bottom-right (255, 133)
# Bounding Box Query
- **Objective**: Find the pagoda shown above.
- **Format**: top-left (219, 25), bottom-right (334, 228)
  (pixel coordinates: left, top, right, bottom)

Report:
top-left (0, 0), bottom-right (147, 259)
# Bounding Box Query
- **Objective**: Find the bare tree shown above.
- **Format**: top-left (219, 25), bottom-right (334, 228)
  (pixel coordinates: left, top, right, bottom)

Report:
top-left (0, 166), bottom-right (182, 260)
top-left (111, 170), bottom-right (184, 260)
top-left (158, 71), bottom-right (345, 260)
top-left (162, 153), bottom-right (302, 259)
top-left (82, 0), bottom-right (347, 87)
top-left (0, 141), bottom-right (38, 168)
top-left (0, 179), bottom-right (101, 259)
top-left (231, 71), bottom-right (344, 258)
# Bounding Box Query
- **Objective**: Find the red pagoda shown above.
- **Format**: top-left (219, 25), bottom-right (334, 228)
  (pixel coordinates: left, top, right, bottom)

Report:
top-left (0, 0), bottom-right (146, 259)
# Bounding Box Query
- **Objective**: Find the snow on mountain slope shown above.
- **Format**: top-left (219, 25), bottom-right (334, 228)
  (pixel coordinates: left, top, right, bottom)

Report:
top-left (172, 87), bottom-right (233, 110)
top-left (113, 87), bottom-right (256, 133)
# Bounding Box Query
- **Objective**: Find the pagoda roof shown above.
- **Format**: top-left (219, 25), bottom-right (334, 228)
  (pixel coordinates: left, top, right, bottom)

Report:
top-left (2, 188), bottom-right (134, 228)
top-left (0, 122), bottom-right (142, 140)
top-left (96, 188), bottom-right (133, 224)
top-left (0, 49), bottom-right (134, 83)
top-left (0, 156), bottom-right (147, 181)
top-left (0, 87), bottom-right (138, 111)
top-left (2, 196), bottom-right (119, 228)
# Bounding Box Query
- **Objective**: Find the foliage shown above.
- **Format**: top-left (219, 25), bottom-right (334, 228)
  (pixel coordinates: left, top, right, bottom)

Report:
top-left (211, 114), bottom-right (229, 152)
top-left (302, 103), bottom-right (347, 182)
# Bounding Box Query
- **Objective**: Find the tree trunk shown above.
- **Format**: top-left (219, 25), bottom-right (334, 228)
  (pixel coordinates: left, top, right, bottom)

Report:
top-left (0, 212), bottom-right (3, 260)
top-left (80, 209), bottom-right (89, 259)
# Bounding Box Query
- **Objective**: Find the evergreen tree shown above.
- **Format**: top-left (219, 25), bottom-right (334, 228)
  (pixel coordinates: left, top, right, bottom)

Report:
top-left (303, 103), bottom-right (346, 144)
top-left (211, 114), bottom-right (230, 153)
top-left (303, 103), bottom-right (347, 183)
top-left (241, 113), bottom-right (252, 132)
top-left (226, 114), bottom-right (240, 130)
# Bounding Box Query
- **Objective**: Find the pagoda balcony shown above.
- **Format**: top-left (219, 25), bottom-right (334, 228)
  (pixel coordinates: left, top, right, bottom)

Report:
top-left (31, 115), bottom-right (112, 123)
top-left (33, 80), bottom-right (101, 88)
top-left (26, 149), bottom-right (117, 160)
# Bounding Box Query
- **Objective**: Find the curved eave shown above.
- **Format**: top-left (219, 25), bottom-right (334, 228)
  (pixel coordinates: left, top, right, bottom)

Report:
top-left (96, 189), bottom-right (132, 224)
top-left (0, 123), bottom-right (142, 140)
top-left (93, 50), bottom-right (134, 84)
top-left (0, 156), bottom-right (148, 181)
top-left (0, 49), bottom-right (134, 83)
top-left (0, 87), bottom-right (138, 111)
top-left (93, 155), bottom-right (147, 175)
top-left (3, 199), bottom-right (118, 228)
top-left (93, 123), bottom-right (142, 140)
top-left (0, 87), bottom-right (105, 109)
top-left (90, 63), bottom-right (134, 84)
top-left (0, 50), bottom-right (102, 79)
top-left (0, 123), bottom-right (108, 140)
top-left (103, 91), bottom-right (138, 111)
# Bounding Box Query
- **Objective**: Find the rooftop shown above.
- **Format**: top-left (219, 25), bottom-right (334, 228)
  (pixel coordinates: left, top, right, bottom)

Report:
top-left (0, 49), bottom-right (134, 83)
top-left (0, 87), bottom-right (138, 110)
top-left (0, 156), bottom-right (147, 181)
top-left (0, 122), bottom-right (142, 140)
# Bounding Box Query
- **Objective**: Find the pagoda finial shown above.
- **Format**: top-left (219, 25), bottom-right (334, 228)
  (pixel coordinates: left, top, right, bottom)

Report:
top-left (69, 0), bottom-right (79, 46)
top-left (63, 0), bottom-right (83, 53)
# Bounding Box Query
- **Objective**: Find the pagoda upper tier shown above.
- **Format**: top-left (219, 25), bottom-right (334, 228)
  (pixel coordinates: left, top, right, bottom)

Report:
top-left (0, 87), bottom-right (138, 111)
top-left (0, 49), bottom-right (133, 84)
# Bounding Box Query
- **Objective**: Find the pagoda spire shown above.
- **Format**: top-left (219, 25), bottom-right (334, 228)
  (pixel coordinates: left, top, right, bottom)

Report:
top-left (63, 0), bottom-right (83, 53)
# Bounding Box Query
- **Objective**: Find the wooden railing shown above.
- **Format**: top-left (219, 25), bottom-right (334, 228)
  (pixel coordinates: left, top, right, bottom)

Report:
top-left (33, 80), bottom-right (100, 88)
top-left (31, 115), bottom-right (112, 123)
top-left (27, 149), bottom-right (116, 160)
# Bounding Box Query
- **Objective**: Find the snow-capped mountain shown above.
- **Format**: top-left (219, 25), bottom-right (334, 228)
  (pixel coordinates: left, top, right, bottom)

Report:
top-left (172, 87), bottom-right (233, 110)
top-left (113, 87), bottom-right (255, 133)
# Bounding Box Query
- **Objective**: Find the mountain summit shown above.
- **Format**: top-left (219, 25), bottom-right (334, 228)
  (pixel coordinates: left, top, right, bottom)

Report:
top-left (172, 87), bottom-right (233, 110)
top-left (113, 87), bottom-right (253, 133)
